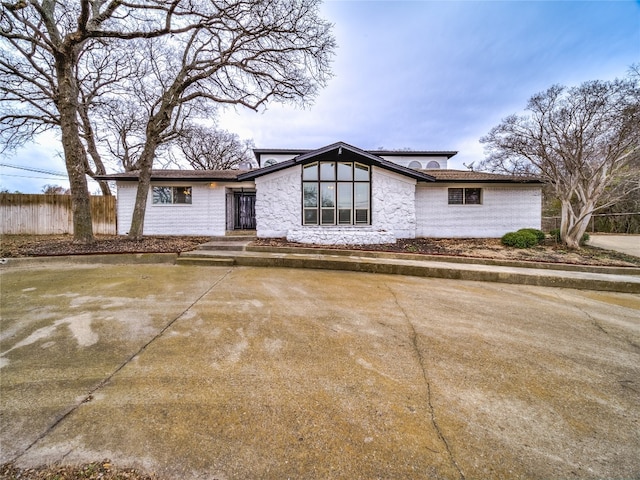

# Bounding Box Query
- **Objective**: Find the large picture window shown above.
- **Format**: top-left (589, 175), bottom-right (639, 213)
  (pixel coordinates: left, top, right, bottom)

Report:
top-left (448, 188), bottom-right (482, 205)
top-left (153, 186), bottom-right (192, 204)
top-left (303, 162), bottom-right (370, 225)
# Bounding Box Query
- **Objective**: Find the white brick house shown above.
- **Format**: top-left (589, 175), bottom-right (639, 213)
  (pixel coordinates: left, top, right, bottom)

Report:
top-left (100, 142), bottom-right (542, 244)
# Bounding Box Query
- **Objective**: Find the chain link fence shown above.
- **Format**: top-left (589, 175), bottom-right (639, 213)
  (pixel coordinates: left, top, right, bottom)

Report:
top-left (542, 213), bottom-right (640, 234)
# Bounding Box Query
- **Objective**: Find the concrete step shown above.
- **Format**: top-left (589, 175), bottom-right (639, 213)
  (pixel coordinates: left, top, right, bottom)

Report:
top-left (176, 255), bottom-right (235, 267)
top-left (172, 248), bottom-right (640, 293)
top-left (222, 232), bottom-right (257, 240)
top-left (198, 241), bottom-right (251, 251)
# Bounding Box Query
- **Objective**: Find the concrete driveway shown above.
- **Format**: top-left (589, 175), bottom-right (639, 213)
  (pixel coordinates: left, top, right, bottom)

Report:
top-left (588, 234), bottom-right (640, 258)
top-left (1, 263), bottom-right (639, 479)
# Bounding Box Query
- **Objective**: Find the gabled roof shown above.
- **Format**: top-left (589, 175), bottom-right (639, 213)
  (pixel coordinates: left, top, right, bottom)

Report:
top-left (95, 167), bottom-right (542, 184)
top-left (94, 143), bottom-right (542, 185)
top-left (240, 141), bottom-right (436, 182)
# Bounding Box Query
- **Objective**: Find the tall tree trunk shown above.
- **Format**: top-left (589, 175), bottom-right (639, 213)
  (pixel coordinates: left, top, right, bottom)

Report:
top-left (56, 55), bottom-right (94, 243)
top-left (79, 101), bottom-right (113, 196)
top-left (560, 199), bottom-right (593, 249)
top-left (128, 167), bottom-right (151, 239)
top-left (128, 138), bottom-right (159, 239)
top-left (128, 102), bottom-right (174, 239)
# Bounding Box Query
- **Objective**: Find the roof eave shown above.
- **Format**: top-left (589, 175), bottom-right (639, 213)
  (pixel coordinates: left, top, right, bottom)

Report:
top-left (370, 150), bottom-right (458, 159)
top-left (237, 159), bottom-right (297, 180)
top-left (437, 179), bottom-right (544, 184)
top-left (95, 170), bottom-right (250, 182)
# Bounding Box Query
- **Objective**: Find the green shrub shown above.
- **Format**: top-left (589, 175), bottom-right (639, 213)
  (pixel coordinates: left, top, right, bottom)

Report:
top-left (517, 228), bottom-right (546, 244)
top-left (501, 230), bottom-right (539, 248)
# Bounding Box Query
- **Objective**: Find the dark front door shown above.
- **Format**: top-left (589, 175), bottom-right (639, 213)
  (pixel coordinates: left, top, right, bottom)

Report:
top-left (234, 192), bottom-right (256, 230)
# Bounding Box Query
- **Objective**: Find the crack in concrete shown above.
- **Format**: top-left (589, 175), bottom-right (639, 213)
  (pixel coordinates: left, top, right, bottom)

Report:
top-left (552, 291), bottom-right (640, 353)
top-left (11, 268), bottom-right (234, 464)
top-left (385, 284), bottom-right (465, 480)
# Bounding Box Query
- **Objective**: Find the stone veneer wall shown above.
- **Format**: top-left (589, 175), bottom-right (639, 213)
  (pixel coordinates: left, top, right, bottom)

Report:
top-left (257, 165), bottom-right (417, 244)
top-left (371, 167), bottom-right (417, 239)
top-left (415, 184), bottom-right (542, 238)
top-left (255, 166), bottom-right (302, 238)
top-left (287, 227), bottom-right (396, 245)
top-left (116, 181), bottom-right (227, 236)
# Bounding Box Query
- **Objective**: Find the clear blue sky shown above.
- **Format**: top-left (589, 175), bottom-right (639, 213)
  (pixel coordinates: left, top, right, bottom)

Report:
top-left (1, 0), bottom-right (639, 193)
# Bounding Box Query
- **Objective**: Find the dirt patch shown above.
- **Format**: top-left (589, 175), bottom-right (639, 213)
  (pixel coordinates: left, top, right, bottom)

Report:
top-left (2, 234), bottom-right (639, 267)
top-left (0, 461), bottom-right (157, 480)
top-left (254, 237), bottom-right (640, 267)
top-left (0, 235), bottom-right (210, 258)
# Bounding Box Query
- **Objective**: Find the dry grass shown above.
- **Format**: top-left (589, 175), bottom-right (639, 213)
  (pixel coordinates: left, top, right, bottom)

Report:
top-left (0, 461), bottom-right (157, 480)
top-left (254, 237), bottom-right (640, 267)
top-left (0, 235), bottom-right (210, 258)
top-left (2, 234), bottom-right (639, 267)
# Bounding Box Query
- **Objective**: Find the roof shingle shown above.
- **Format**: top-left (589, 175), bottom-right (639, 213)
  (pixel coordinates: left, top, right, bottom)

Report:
top-left (422, 170), bottom-right (542, 183)
top-left (96, 168), bottom-right (542, 184)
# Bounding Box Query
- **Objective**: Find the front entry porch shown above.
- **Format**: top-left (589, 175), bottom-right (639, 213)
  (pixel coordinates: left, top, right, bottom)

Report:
top-left (226, 189), bottom-right (256, 231)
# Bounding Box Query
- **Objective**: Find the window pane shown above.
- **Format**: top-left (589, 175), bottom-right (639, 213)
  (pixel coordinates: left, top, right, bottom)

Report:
top-left (153, 187), bottom-right (172, 204)
top-left (321, 208), bottom-right (335, 225)
top-left (448, 188), bottom-right (463, 205)
top-left (174, 187), bottom-right (192, 204)
top-left (465, 188), bottom-right (482, 205)
top-left (337, 162), bottom-right (353, 181)
top-left (321, 183), bottom-right (335, 207)
top-left (354, 163), bottom-right (369, 181)
top-left (303, 183), bottom-right (318, 207)
top-left (304, 209), bottom-right (318, 225)
top-left (301, 161), bottom-right (370, 227)
top-left (303, 163), bottom-right (318, 181)
top-left (355, 183), bottom-right (369, 209)
top-left (337, 183), bottom-right (352, 208)
top-left (320, 162), bottom-right (336, 181)
top-left (355, 209), bottom-right (369, 224)
top-left (338, 209), bottom-right (352, 224)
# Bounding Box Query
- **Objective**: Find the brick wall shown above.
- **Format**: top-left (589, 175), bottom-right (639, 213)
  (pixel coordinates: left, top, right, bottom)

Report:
top-left (116, 182), bottom-right (227, 236)
top-left (415, 184), bottom-right (542, 238)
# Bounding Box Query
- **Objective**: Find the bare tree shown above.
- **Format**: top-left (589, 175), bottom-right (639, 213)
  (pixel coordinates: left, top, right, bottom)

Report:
top-left (41, 183), bottom-right (69, 194)
top-left (2, 0), bottom-right (334, 240)
top-left (119, 1), bottom-right (335, 239)
top-left (0, 0), bottom-right (208, 242)
top-left (176, 125), bottom-right (254, 170)
top-left (74, 40), bottom-right (141, 196)
top-left (480, 71), bottom-right (640, 249)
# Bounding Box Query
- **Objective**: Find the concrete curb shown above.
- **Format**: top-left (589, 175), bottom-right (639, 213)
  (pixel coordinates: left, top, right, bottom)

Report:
top-left (227, 253), bottom-right (640, 294)
top-left (0, 253), bottom-right (178, 267)
top-left (246, 245), bottom-right (640, 276)
top-left (2, 249), bottom-right (639, 293)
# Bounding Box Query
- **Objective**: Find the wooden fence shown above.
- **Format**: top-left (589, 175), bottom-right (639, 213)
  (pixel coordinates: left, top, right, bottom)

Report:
top-left (0, 194), bottom-right (116, 235)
